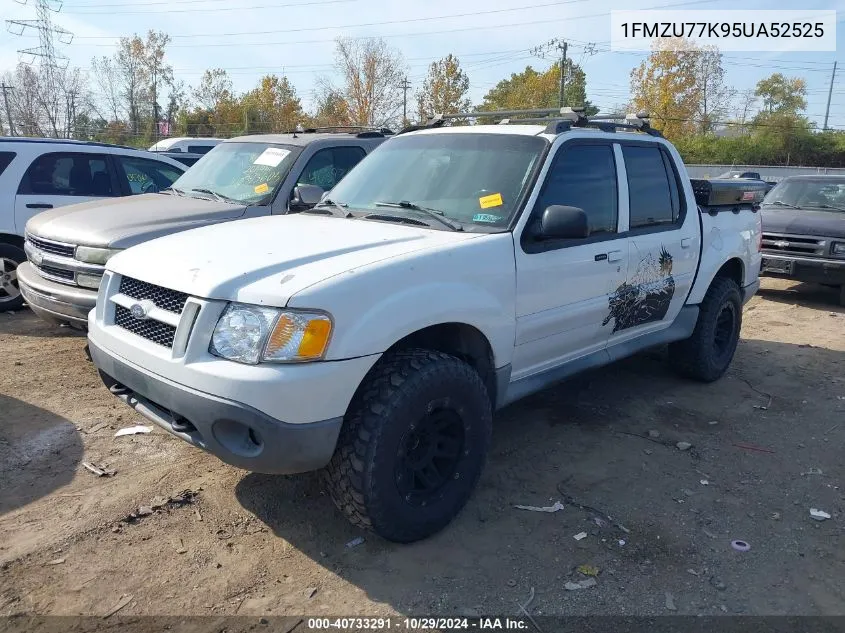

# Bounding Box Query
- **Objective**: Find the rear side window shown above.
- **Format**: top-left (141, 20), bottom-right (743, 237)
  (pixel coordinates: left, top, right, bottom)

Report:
top-left (536, 144), bottom-right (618, 235)
top-left (0, 152), bottom-right (16, 176)
top-left (297, 146), bottom-right (366, 191)
top-left (622, 145), bottom-right (677, 228)
top-left (187, 145), bottom-right (214, 155)
top-left (118, 156), bottom-right (183, 194)
top-left (20, 152), bottom-right (114, 196)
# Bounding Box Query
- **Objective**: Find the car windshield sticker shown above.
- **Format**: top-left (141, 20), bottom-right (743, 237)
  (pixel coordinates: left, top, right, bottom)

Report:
top-left (603, 246), bottom-right (676, 333)
top-left (254, 183), bottom-right (270, 194)
top-left (253, 148), bottom-right (290, 167)
top-left (479, 193), bottom-right (503, 209)
top-left (473, 213), bottom-right (503, 223)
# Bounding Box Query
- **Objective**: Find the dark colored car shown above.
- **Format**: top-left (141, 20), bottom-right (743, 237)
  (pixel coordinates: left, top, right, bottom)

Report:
top-left (759, 175), bottom-right (845, 305)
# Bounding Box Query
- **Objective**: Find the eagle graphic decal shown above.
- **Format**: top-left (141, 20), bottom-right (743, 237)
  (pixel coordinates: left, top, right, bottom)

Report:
top-left (602, 246), bottom-right (676, 333)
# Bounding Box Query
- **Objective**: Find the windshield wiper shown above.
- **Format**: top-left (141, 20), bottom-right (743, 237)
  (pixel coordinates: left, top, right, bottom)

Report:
top-left (163, 186), bottom-right (187, 196)
top-left (305, 198), bottom-right (351, 217)
top-left (806, 203), bottom-right (845, 212)
top-left (189, 188), bottom-right (239, 204)
top-left (374, 200), bottom-right (463, 231)
top-left (764, 200), bottom-right (799, 209)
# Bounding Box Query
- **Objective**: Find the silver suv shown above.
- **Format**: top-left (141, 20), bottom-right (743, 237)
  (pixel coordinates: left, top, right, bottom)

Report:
top-left (18, 128), bottom-right (390, 328)
top-left (0, 138), bottom-right (186, 312)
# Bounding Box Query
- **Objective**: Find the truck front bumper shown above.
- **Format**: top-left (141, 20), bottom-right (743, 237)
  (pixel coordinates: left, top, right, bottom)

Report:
top-left (17, 261), bottom-right (97, 327)
top-left (89, 338), bottom-right (345, 475)
top-left (760, 253), bottom-right (845, 285)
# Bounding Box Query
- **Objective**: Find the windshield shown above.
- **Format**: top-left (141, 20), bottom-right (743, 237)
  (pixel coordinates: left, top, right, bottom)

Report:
top-left (763, 179), bottom-right (845, 211)
top-left (324, 133), bottom-right (547, 228)
top-left (171, 142), bottom-right (301, 205)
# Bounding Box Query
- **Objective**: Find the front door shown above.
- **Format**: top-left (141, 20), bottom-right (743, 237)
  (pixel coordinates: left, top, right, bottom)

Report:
top-left (512, 140), bottom-right (628, 380)
top-left (14, 152), bottom-right (118, 233)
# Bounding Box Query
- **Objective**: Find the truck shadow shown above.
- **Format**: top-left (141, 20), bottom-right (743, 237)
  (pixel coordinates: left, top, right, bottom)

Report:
top-left (758, 279), bottom-right (844, 312)
top-left (0, 395), bottom-right (84, 516)
top-left (235, 337), bottom-right (845, 615)
top-left (0, 309), bottom-right (87, 339)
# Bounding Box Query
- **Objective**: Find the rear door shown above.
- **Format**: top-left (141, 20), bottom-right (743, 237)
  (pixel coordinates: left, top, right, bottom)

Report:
top-left (14, 151), bottom-right (120, 233)
top-left (604, 142), bottom-right (699, 345)
top-left (511, 140), bottom-right (629, 380)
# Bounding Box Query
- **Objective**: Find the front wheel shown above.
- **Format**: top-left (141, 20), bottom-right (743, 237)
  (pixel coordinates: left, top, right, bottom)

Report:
top-left (0, 243), bottom-right (25, 312)
top-left (323, 349), bottom-right (492, 543)
top-left (669, 276), bottom-right (742, 382)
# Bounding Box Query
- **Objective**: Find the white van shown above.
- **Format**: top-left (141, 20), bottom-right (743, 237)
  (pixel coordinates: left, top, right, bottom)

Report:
top-left (148, 137), bottom-right (222, 155)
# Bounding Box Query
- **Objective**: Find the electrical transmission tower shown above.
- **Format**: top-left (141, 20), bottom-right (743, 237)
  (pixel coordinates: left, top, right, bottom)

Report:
top-left (6, 0), bottom-right (74, 136)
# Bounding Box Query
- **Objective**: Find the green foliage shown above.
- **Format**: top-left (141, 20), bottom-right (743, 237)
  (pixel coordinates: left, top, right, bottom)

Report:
top-left (479, 62), bottom-right (597, 115)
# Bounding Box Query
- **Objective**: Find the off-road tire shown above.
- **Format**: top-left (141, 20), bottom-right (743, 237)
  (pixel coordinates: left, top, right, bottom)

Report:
top-left (323, 349), bottom-right (493, 543)
top-left (839, 284), bottom-right (845, 307)
top-left (0, 242), bottom-right (26, 312)
top-left (669, 276), bottom-right (742, 382)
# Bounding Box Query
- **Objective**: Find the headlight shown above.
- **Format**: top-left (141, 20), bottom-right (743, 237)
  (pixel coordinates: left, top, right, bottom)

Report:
top-left (209, 303), bottom-right (332, 365)
top-left (75, 246), bottom-right (121, 265)
top-left (76, 273), bottom-right (103, 289)
top-left (833, 242), bottom-right (845, 256)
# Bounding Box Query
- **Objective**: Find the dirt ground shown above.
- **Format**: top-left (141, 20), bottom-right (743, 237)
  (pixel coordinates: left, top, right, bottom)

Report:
top-left (1, 277), bottom-right (843, 619)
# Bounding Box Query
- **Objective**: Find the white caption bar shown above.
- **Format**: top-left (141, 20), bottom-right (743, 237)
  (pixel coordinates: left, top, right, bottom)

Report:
top-left (610, 10), bottom-right (837, 52)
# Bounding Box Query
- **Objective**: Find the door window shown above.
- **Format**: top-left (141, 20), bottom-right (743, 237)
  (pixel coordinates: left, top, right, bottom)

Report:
top-left (622, 145), bottom-right (678, 228)
top-left (0, 152), bottom-right (15, 176)
top-left (535, 144), bottom-right (618, 235)
top-left (118, 156), bottom-right (183, 194)
top-left (296, 146), bottom-right (366, 191)
top-left (20, 153), bottom-right (114, 196)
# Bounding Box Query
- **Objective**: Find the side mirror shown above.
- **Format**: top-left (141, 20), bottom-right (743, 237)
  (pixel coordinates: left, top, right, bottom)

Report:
top-left (290, 184), bottom-right (324, 210)
top-left (535, 205), bottom-right (590, 240)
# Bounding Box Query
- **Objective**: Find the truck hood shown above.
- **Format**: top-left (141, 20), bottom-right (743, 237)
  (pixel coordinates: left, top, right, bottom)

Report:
top-left (106, 214), bottom-right (483, 306)
top-left (761, 206), bottom-right (845, 239)
top-left (26, 193), bottom-right (249, 248)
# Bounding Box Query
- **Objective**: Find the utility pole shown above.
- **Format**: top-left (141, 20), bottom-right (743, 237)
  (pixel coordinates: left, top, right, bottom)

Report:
top-left (0, 84), bottom-right (15, 136)
top-left (400, 77), bottom-right (411, 125)
top-left (823, 61), bottom-right (837, 131)
top-left (558, 40), bottom-right (568, 108)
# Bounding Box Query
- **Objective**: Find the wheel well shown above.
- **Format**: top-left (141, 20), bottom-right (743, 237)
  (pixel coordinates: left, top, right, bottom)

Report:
top-left (0, 233), bottom-right (24, 249)
top-left (387, 323), bottom-right (497, 406)
top-left (714, 257), bottom-right (744, 287)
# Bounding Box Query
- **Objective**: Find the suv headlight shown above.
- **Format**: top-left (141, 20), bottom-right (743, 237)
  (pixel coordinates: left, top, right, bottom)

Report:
top-left (209, 303), bottom-right (332, 365)
top-left (75, 246), bottom-right (121, 265)
top-left (832, 242), bottom-right (845, 256)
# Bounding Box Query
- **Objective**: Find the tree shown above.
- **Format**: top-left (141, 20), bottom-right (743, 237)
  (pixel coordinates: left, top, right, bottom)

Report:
top-left (91, 55), bottom-right (123, 123)
top-left (192, 68), bottom-right (233, 111)
top-left (415, 54), bottom-right (471, 121)
top-left (480, 61), bottom-right (596, 114)
top-left (114, 35), bottom-right (149, 136)
top-left (630, 38), bottom-right (706, 139)
top-left (692, 46), bottom-right (734, 133)
top-left (311, 87), bottom-right (351, 127)
top-left (330, 37), bottom-right (405, 127)
top-left (242, 74), bottom-right (305, 133)
top-left (754, 73), bottom-right (807, 115)
top-left (143, 30), bottom-right (173, 137)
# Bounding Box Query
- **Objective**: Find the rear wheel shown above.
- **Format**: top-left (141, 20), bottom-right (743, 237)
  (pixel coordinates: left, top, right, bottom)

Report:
top-left (839, 285), bottom-right (845, 307)
top-left (323, 349), bottom-right (492, 543)
top-left (669, 276), bottom-right (742, 382)
top-left (0, 243), bottom-right (25, 312)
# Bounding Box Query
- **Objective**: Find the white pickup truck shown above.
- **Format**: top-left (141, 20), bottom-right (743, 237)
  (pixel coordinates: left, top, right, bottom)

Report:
top-left (87, 109), bottom-right (764, 542)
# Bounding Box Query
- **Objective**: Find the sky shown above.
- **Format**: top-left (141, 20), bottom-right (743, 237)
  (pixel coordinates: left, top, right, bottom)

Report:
top-left (1, 0), bottom-right (843, 128)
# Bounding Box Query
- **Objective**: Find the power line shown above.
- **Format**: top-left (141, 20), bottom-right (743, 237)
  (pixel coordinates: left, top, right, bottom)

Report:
top-left (66, 0), bottom-right (355, 15)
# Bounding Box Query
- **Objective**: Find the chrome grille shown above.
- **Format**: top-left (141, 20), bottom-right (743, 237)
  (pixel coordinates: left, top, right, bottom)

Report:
top-left (27, 235), bottom-right (75, 259)
top-left (35, 264), bottom-right (74, 282)
top-left (114, 304), bottom-right (177, 348)
top-left (119, 276), bottom-right (188, 314)
top-left (761, 233), bottom-right (825, 257)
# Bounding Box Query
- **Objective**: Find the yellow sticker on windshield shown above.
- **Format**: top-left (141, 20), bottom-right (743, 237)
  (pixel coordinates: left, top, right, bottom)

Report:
top-left (254, 183), bottom-right (270, 194)
top-left (479, 193), bottom-right (503, 209)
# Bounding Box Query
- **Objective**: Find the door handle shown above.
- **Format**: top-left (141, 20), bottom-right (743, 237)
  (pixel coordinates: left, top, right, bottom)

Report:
top-left (681, 238), bottom-right (691, 248)
top-left (26, 203), bottom-right (53, 209)
top-left (607, 250), bottom-right (623, 262)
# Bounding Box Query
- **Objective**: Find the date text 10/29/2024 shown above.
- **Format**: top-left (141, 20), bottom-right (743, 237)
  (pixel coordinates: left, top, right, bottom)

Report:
top-left (306, 617), bottom-right (529, 630)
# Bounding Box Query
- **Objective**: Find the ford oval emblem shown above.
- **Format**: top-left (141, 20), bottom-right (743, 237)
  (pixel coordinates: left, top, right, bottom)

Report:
top-left (130, 302), bottom-right (149, 320)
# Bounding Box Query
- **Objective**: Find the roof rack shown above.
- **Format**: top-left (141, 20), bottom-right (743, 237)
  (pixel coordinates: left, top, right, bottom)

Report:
top-left (0, 136), bottom-right (141, 151)
top-left (295, 125), bottom-right (394, 137)
top-left (401, 107), bottom-right (662, 137)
